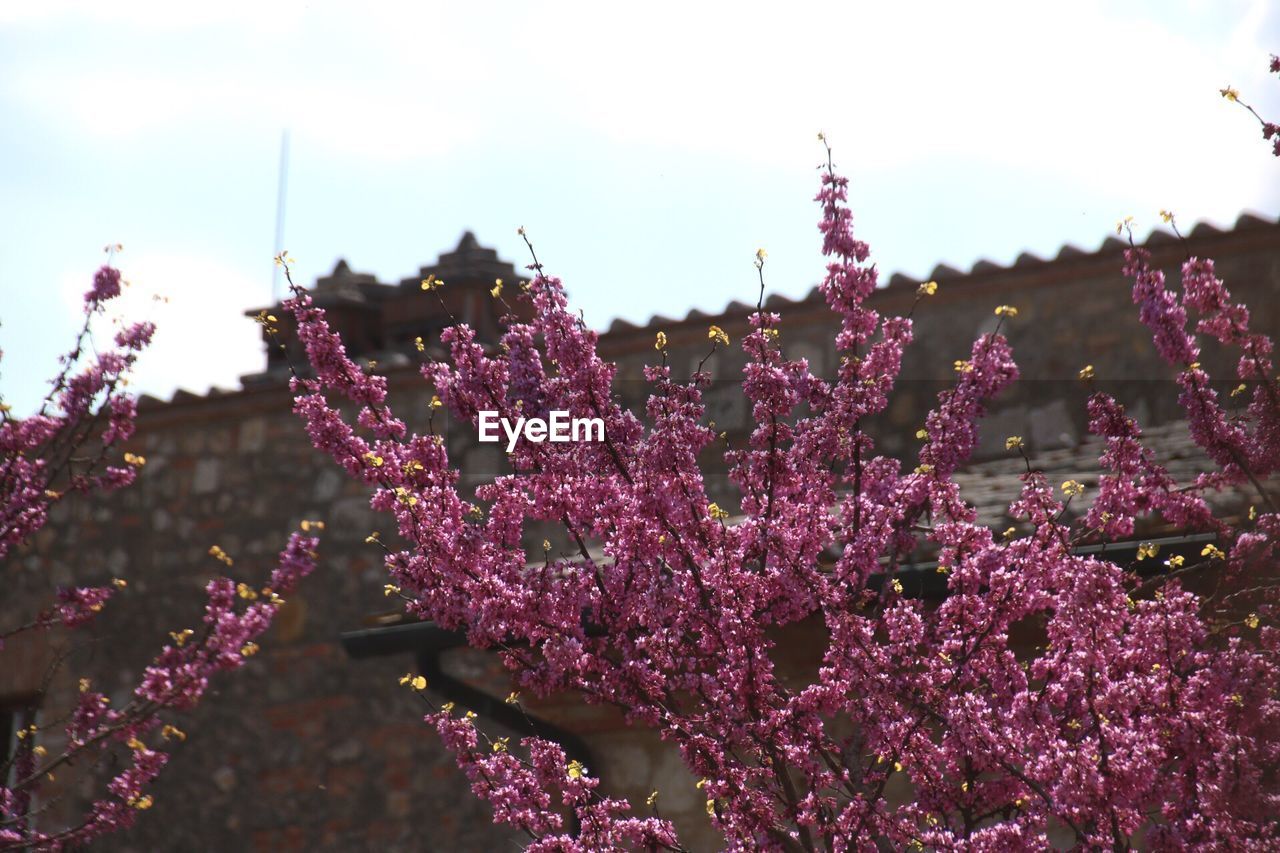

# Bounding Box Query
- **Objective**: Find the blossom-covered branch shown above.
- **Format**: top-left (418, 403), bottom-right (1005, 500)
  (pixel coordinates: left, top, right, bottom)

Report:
top-left (1221, 54), bottom-right (1280, 157)
top-left (0, 263), bottom-right (320, 850)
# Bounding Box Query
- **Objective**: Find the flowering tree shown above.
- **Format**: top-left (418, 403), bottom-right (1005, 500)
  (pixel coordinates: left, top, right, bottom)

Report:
top-left (0, 259), bottom-right (318, 850)
top-left (278, 61), bottom-right (1280, 852)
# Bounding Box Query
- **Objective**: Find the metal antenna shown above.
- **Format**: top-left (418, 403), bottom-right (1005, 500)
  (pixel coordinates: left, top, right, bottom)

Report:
top-left (271, 129), bottom-right (291, 302)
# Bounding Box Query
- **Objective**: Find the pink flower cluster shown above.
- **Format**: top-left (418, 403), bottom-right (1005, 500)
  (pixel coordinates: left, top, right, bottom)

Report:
top-left (0, 266), bottom-right (154, 562)
top-left (285, 142), bottom-right (1280, 849)
top-left (51, 585), bottom-right (116, 628)
top-left (1262, 55), bottom-right (1280, 156)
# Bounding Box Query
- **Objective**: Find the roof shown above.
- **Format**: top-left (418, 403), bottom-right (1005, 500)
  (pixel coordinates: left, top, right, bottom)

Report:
top-left (604, 211), bottom-right (1280, 335)
top-left (152, 212), bottom-right (1278, 408)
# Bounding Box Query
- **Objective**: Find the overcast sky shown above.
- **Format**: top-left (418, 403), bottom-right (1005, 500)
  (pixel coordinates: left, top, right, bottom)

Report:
top-left (2, 0), bottom-right (1277, 414)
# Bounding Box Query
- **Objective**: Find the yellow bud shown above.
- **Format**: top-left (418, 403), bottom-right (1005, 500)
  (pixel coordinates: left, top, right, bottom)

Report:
top-left (1005, 436), bottom-right (1023, 451)
top-left (655, 331), bottom-right (667, 351)
top-left (917, 280), bottom-right (938, 296)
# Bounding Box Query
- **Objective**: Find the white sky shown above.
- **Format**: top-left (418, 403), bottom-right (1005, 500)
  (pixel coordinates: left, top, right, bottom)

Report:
top-left (2, 0), bottom-right (1278, 413)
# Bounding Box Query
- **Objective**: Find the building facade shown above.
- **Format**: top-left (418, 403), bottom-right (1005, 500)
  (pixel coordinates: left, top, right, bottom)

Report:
top-left (4, 215), bottom-right (1279, 850)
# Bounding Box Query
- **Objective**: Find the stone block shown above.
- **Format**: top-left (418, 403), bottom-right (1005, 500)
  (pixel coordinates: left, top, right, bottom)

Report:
top-left (192, 458), bottom-right (221, 494)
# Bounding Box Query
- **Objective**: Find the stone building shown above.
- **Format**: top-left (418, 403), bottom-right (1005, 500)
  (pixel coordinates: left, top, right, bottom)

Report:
top-left (4, 215), bottom-right (1279, 850)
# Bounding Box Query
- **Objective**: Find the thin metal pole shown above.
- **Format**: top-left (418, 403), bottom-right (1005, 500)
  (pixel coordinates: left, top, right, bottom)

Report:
top-left (271, 129), bottom-right (290, 302)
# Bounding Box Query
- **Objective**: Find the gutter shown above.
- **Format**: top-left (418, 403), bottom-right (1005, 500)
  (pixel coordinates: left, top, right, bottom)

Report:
top-left (339, 622), bottom-right (596, 771)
